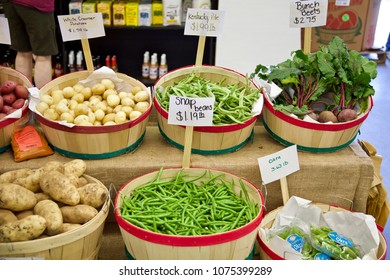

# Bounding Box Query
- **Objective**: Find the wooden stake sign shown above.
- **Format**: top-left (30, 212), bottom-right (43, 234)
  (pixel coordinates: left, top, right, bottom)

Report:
top-left (57, 13), bottom-right (106, 72)
top-left (176, 8), bottom-right (225, 168)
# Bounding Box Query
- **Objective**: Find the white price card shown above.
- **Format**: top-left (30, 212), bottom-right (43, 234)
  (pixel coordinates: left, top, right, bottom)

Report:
top-left (57, 13), bottom-right (105, 42)
top-left (257, 145), bottom-right (300, 184)
top-left (168, 95), bottom-right (215, 126)
top-left (184, 8), bottom-right (225, 37)
top-left (0, 17), bottom-right (11, 45)
top-left (289, 0), bottom-right (328, 28)
top-left (336, 0), bottom-right (350, 6)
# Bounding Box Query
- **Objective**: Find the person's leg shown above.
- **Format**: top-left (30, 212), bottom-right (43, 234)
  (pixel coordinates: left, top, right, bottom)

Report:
top-left (33, 55), bottom-right (53, 89)
top-left (15, 51), bottom-right (33, 81)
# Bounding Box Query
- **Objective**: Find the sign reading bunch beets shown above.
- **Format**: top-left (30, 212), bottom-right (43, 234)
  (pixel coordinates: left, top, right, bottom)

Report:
top-left (289, 0), bottom-right (328, 27)
top-left (57, 13), bottom-right (105, 41)
top-left (168, 96), bottom-right (215, 126)
top-left (184, 8), bottom-right (225, 36)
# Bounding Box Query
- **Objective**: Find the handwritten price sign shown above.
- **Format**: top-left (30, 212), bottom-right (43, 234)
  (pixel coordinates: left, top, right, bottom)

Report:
top-left (257, 145), bottom-right (300, 184)
top-left (289, 0), bottom-right (328, 28)
top-left (57, 13), bottom-right (105, 41)
top-left (168, 96), bottom-right (215, 126)
top-left (184, 8), bottom-right (225, 37)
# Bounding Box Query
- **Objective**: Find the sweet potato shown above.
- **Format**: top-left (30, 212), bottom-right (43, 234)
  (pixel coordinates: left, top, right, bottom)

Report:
top-left (34, 200), bottom-right (63, 235)
top-left (60, 204), bottom-right (98, 224)
top-left (39, 170), bottom-right (80, 205)
top-left (0, 209), bottom-right (18, 226)
top-left (78, 183), bottom-right (108, 208)
top-left (0, 183), bottom-right (37, 211)
top-left (0, 215), bottom-right (46, 242)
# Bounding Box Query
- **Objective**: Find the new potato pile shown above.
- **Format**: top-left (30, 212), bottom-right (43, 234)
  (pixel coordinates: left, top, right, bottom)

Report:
top-left (36, 78), bottom-right (150, 126)
top-left (0, 159), bottom-right (109, 242)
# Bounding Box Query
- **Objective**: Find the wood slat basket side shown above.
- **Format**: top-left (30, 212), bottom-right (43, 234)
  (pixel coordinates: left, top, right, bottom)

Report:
top-left (0, 175), bottom-right (110, 260)
top-left (115, 168), bottom-right (264, 260)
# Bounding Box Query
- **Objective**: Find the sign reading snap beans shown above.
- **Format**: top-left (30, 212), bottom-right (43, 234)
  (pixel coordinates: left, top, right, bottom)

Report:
top-left (184, 9), bottom-right (225, 36)
top-left (257, 145), bottom-right (300, 184)
top-left (168, 96), bottom-right (215, 126)
top-left (57, 13), bottom-right (105, 41)
top-left (289, 0), bottom-right (328, 28)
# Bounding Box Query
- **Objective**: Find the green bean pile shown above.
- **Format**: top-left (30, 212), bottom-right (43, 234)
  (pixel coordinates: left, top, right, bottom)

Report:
top-left (155, 72), bottom-right (261, 125)
top-left (119, 169), bottom-right (260, 236)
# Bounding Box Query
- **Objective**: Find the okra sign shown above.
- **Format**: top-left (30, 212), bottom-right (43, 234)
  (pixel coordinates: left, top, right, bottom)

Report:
top-left (257, 145), bottom-right (300, 184)
top-left (290, 0), bottom-right (328, 27)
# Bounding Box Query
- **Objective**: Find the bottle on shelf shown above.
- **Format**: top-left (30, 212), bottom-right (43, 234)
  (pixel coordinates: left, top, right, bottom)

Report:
top-left (152, 0), bottom-right (163, 26)
top-left (53, 54), bottom-right (64, 78)
top-left (105, 55), bottom-right (111, 68)
top-left (111, 55), bottom-right (118, 72)
top-left (139, 0), bottom-right (152, 26)
top-left (68, 50), bottom-right (76, 72)
top-left (142, 51), bottom-right (150, 78)
top-left (149, 53), bottom-right (159, 80)
top-left (159, 53), bottom-right (168, 78)
top-left (76, 50), bottom-right (84, 71)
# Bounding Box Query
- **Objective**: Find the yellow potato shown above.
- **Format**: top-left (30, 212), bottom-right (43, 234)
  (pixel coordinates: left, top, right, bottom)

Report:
top-left (15, 210), bottom-right (34, 220)
top-left (55, 223), bottom-right (82, 234)
top-left (60, 204), bottom-right (98, 224)
top-left (0, 168), bottom-right (33, 183)
top-left (39, 171), bottom-right (80, 205)
top-left (34, 192), bottom-right (51, 202)
top-left (0, 215), bottom-right (46, 242)
top-left (0, 183), bottom-right (37, 211)
top-left (0, 209), bottom-right (18, 226)
top-left (34, 200), bottom-right (63, 236)
top-left (63, 159), bottom-right (87, 177)
top-left (78, 183), bottom-right (109, 208)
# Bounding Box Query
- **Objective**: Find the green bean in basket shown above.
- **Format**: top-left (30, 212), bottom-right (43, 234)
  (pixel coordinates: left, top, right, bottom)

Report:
top-left (119, 168), bottom-right (260, 236)
top-left (154, 72), bottom-right (261, 125)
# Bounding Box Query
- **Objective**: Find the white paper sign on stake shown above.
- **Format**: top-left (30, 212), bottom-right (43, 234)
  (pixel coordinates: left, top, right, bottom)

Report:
top-left (184, 8), bottom-right (225, 37)
top-left (289, 0), bottom-right (328, 28)
top-left (336, 0), bottom-right (350, 6)
top-left (57, 13), bottom-right (105, 42)
top-left (0, 17), bottom-right (11, 45)
top-left (257, 145), bottom-right (300, 184)
top-left (168, 95), bottom-right (215, 126)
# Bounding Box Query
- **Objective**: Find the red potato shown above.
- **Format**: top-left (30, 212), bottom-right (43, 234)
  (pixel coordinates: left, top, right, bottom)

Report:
top-left (0, 113), bottom-right (6, 119)
top-left (0, 80), bottom-right (17, 95)
top-left (6, 108), bottom-right (17, 115)
top-left (2, 105), bottom-right (13, 114)
top-left (12, 98), bottom-right (25, 109)
top-left (14, 84), bottom-right (29, 99)
top-left (2, 93), bottom-right (16, 105)
top-left (0, 96), bottom-right (3, 111)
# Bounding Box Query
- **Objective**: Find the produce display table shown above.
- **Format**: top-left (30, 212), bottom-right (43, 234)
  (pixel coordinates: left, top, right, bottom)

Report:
top-left (0, 124), bottom-right (374, 259)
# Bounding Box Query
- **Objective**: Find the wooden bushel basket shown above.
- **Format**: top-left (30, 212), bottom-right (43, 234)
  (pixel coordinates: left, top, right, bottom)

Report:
top-left (0, 67), bottom-right (33, 153)
top-left (257, 203), bottom-right (388, 260)
top-left (262, 93), bottom-right (373, 153)
top-left (35, 71), bottom-right (151, 159)
top-left (114, 168), bottom-right (265, 260)
top-left (0, 175), bottom-right (109, 260)
top-left (153, 65), bottom-right (260, 155)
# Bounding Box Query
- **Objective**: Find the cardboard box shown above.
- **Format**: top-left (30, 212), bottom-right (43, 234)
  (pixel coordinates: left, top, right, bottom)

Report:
top-left (362, 0), bottom-right (382, 50)
top-left (113, 2), bottom-right (126, 26)
top-left (310, 0), bottom-right (373, 52)
top-left (97, 1), bottom-right (113, 26)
